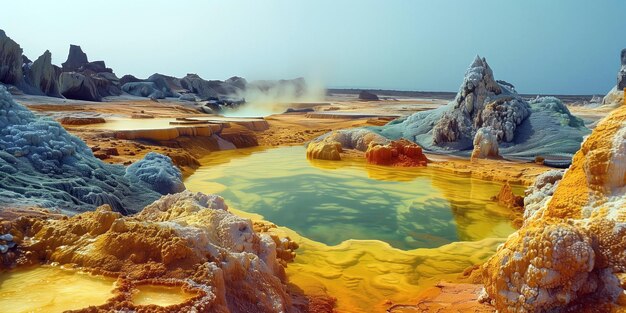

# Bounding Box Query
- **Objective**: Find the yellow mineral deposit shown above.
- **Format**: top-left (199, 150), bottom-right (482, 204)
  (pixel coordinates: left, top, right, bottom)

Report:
top-left (0, 266), bottom-right (115, 313)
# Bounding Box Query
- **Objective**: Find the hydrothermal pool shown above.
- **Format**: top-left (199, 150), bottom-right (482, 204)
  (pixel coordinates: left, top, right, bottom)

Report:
top-left (184, 146), bottom-right (521, 250)
top-left (185, 146), bottom-right (525, 312)
top-left (131, 285), bottom-right (196, 307)
top-left (0, 266), bottom-right (116, 313)
top-left (0, 266), bottom-right (198, 312)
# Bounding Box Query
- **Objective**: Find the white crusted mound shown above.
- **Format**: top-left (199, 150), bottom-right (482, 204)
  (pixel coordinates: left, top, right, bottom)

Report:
top-left (0, 85), bottom-right (179, 214)
top-left (471, 127), bottom-right (500, 160)
top-left (136, 191), bottom-right (297, 312)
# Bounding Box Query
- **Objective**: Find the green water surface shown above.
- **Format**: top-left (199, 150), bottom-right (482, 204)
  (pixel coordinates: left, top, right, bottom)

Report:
top-left (184, 146), bottom-right (520, 250)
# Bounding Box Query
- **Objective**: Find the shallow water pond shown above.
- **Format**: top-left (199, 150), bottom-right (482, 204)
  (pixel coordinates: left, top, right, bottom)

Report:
top-left (131, 284), bottom-right (195, 307)
top-left (0, 266), bottom-right (115, 313)
top-left (185, 146), bottom-right (521, 250)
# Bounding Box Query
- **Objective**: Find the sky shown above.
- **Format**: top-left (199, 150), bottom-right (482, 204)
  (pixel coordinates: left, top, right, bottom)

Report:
top-left (3, 0), bottom-right (625, 95)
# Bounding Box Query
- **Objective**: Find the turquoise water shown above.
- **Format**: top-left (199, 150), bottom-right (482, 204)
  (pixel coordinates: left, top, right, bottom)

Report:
top-left (185, 146), bottom-right (518, 250)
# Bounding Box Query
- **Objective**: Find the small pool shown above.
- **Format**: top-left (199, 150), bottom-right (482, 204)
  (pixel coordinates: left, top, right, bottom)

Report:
top-left (0, 266), bottom-right (116, 313)
top-left (0, 266), bottom-right (197, 312)
top-left (185, 146), bottom-right (520, 250)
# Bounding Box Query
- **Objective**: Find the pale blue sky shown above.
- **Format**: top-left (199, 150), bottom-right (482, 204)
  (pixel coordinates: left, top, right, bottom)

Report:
top-left (4, 0), bottom-right (625, 94)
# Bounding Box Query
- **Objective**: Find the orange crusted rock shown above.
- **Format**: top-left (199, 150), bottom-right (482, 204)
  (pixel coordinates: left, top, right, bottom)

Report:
top-left (365, 139), bottom-right (428, 167)
top-left (491, 182), bottom-right (524, 211)
top-left (482, 105), bottom-right (626, 312)
top-left (482, 223), bottom-right (621, 312)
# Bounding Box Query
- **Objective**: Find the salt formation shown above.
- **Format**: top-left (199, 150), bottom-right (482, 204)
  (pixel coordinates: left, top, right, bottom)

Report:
top-left (522, 169), bottom-right (564, 221)
top-left (125, 152), bottom-right (185, 195)
top-left (2, 191), bottom-right (303, 313)
top-left (482, 105), bottom-right (626, 312)
top-left (470, 127), bottom-right (500, 161)
top-left (432, 56), bottom-right (530, 145)
top-left (602, 48), bottom-right (626, 107)
top-left (0, 86), bottom-right (177, 214)
top-left (311, 56), bottom-right (590, 161)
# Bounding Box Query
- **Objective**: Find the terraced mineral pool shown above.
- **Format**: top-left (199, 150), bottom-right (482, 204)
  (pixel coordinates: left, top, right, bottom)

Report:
top-left (185, 146), bottom-right (522, 250)
top-left (79, 117), bottom-right (264, 130)
top-left (0, 266), bottom-right (115, 313)
top-left (0, 266), bottom-right (196, 312)
top-left (131, 285), bottom-right (195, 307)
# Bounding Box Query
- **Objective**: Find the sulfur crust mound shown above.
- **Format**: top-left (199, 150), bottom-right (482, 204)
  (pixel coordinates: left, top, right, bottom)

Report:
top-left (3, 191), bottom-right (304, 313)
top-left (482, 104), bottom-right (626, 312)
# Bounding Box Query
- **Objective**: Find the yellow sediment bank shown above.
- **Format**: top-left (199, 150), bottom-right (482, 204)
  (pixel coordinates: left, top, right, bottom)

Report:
top-left (233, 207), bottom-right (504, 313)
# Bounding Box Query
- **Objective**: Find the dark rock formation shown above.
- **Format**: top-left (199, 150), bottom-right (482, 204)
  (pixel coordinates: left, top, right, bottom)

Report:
top-left (147, 73), bottom-right (185, 96)
top-left (617, 49), bottom-right (626, 90)
top-left (59, 72), bottom-right (101, 101)
top-left (180, 73), bottom-right (223, 100)
top-left (0, 30), bottom-right (24, 86)
top-left (121, 82), bottom-right (165, 99)
top-left (57, 45), bottom-right (122, 101)
top-left (358, 90), bottom-right (379, 101)
top-left (61, 44), bottom-right (89, 72)
top-left (225, 76), bottom-right (247, 90)
top-left (25, 50), bottom-right (62, 98)
top-left (119, 74), bottom-right (142, 86)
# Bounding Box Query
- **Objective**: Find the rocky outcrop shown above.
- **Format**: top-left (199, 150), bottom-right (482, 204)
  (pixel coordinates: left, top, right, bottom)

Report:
top-left (0, 85), bottom-right (174, 214)
top-left (146, 73), bottom-right (186, 96)
top-left (471, 127), bottom-right (500, 161)
top-left (358, 90), bottom-right (379, 101)
top-left (433, 56), bottom-right (530, 145)
top-left (121, 81), bottom-right (165, 99)
top-left (58, 72), bottom-right (101, 101)
top-left (0, 30), bottom-right (24, 86)
top-left (1, 191), bottom-right (306, 312)
top-left (226, 76), bottom-right (247, 90)
top-left (365, 139), bottom-right (428, 166)
top-left (58, 45), bottom-right (122, 101)
top-left (482, 104), bottom-right (626, 312)
top-left (181, 73), bottom-right (228, 100)
top-left (61, 44), bottom-right (88, 72)
top-left (25, 50), bottom-right (62, 97)
top-left (119, 74), bottom-right (142, 86)
top-left (618, 48), bottom-right (626, 90)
